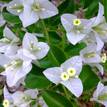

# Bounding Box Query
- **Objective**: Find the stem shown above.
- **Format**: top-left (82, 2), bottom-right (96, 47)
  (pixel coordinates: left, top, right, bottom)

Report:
top-left (41, 20), bottom-right (59, 66)
top-left (62, 86), bottom-right (71, 101)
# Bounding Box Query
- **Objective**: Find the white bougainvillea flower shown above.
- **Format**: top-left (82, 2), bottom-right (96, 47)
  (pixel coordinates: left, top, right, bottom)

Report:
top-left (61, 14), bottom-right (91, 45)
top-left (21, 32), bottom-right (49, 60)
top-left (90, 3), bottom-right (104, 27)
top-left (83, 32), bottom-right (104, 51)
top-left (0, 50), bottom-right (32, 87)
top-left (80, 44), bottom-right (104, 75)
top-left (80, 44), bottom-right (102, 64)
top-left (89, 3), bottom-right (107, 42)
top-left (0, 26), bottom-right (20, 57)
top-left (7, 0), bottom-right (58, 27)
top-left (12, 90), bottom-right (38, 106)
top-left (0, 13), bottom-right (5, 27)
top-left (91, 82), bottom-right (107, 107)
top-left (43, 56), bottom-right (83, 97)
top-left (3, 86), bottom-right (38, 107)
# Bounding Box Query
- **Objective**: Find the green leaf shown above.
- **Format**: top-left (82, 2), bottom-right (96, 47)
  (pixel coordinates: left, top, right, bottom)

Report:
top-left (25, 73), bottom-right (51, 89)
top-left (104, 0), bottom-right (107, 21)
top-left (25, 64), bottom-right (51, 89)
top-left (80, 0), bottom-right (98, 8)
top-left (39, 56), bottom-right (53, 68)
top-left (51, 45), bottom-right (67, 64)
top-left (85, 0), bottom-right (98, 18)
top-left (65, 43), bottom-right (86, 58)
top-left (0, 27), bottom-right (4, 37)
top-left (3, 12), bottom-right (21, 24)
top-left (0, 0), bottom-right (11, 2)
top-left (80, 65), bottom-right (100, 91)
top-left (42, 90), bottom-right (72, 107)
top-left (48, 32), bottom-right (61, 44)
top-left (58, 0), bottom-right (76, 14)
top-left (27, 20), bottom-right (43, 33)
top-left (102, 61), bottom-right (107, 71)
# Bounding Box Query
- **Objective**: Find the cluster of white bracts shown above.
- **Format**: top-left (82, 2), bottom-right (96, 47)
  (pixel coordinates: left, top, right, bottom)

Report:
top-left (0, 27), bottom-right (49, 107)
top-left (0, 0), bottom-right (107, 107)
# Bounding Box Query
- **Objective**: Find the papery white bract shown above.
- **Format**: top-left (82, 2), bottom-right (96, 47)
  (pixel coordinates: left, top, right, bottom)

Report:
top-left (91, 82), bottom-right (107, 107)
top-left (3, 86), bottom-right (38, 107)
top-left (89, 3), bottom-right (107, 42)
top-left (0, 26), bottom-right (20, 57)
top-left (21, 32), bottom-right (49, 60)
top-left (36, 97), bottom-right (48, 107)
top-left (43, 56), bottom-right (83, 97)
top-left (0, 50), bottom-right (32, 87)
top-left (80, 44), bottom-right (104, 75)
top-left (83, 32), bottom-right (104, 51)
top-left (61, 14), bottom-right (91, 45)
top-left (0, 13), bottom-right (5, 27)
top-left (80, 44), bottom-right (102, 64)
top-left (7, 0), bottom-right (58, 27)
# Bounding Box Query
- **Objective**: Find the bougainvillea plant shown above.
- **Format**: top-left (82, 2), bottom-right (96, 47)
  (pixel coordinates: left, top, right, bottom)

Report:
top-left (0, 0), bottom-right (107, 107)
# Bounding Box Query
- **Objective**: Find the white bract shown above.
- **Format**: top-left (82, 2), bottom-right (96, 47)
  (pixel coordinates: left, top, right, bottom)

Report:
top-left (36, 97), bottom-right (48, 107)
top-left (21, 32), bottom-right (49, 60)
top-left (0, 13), bottom-right (5, 27)
top-left (3, 86), bottom-right (38, 107)
top-left (80, 44), bottom-right (104, 75)
top-left (80, 44), bottom-right (102, 64)
top-left (7, 0), bottom-right (58, 27)
top-left (90, 3), bottom-right (107, 42)
top-left (0, 50), bottom-right (32, 87)
top-left (0, 26), bottom-right (20, 57)
top-left (91, 82), bottom-right (107, 107)
top-left (61, 13), bottom-right (91, 45)
top-left (43, 56), bottom-right (83, 97)
top-left (83, 32), bottom-right (104, 51)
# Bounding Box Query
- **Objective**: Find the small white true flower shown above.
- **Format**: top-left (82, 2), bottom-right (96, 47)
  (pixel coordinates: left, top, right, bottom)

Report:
top-left (7, 0), bottom-right (58, 27)
top-left (2, 99), bottom-right (10, 107)
top-left (73, 19), bottom-right (81, 26)
top-left (0, 50), bottom-right (32, 87)
top-left (61, 14), bottom-right (91, 45)
top-left (91, 82), bottom-right (107, 107)
top-left (43, 56), bottom-right (83, 97)
top-left (60, 72), bottom-right (69, 81)
top-left (21, 32), bottom-right (50, 61)
top-left (0, 26), bottom-right (20, 57)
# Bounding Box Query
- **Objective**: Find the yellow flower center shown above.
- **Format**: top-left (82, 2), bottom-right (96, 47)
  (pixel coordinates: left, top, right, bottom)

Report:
top-left (67, 67), bottom-right (76, 77)
top-left (60, 72), bottom-right (69, 81)
top-left (3, 99), bottom-right (10, 107)
top-left (101, 53), bottom-right (107, 63)
top-left (73, 19), bottom-right (81, 26)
